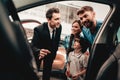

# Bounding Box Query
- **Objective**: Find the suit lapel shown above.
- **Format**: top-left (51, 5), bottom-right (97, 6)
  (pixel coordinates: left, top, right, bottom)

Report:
top-left (43, 23), bottom-right (51, 40)
top-left (43, 22), bottom-right (61, 41)
top-left (55, 25), bottom-right (61, 40)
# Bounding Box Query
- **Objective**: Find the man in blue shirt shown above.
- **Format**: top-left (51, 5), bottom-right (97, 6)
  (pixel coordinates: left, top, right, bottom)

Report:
top-left (77, 6), bottom-right (102, 44)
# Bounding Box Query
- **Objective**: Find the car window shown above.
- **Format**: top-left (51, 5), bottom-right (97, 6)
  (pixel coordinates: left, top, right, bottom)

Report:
top-left (18, 1), bottom-right (110, 42)
top-left (13, 0), bottom-right (112, 79)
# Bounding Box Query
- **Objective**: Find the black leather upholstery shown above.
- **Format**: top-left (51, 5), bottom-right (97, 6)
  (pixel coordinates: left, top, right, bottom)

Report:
top-left (96, 44), bottom-right (120, 80)
top-left (0, 0), bottom-right (39, 80)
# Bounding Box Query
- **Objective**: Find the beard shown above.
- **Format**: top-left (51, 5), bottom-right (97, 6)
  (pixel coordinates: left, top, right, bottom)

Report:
top-left (84, 20), bottom-right (93, 28)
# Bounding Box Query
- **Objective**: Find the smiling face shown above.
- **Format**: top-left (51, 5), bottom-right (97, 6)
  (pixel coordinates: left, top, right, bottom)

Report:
top-left (78, 11), bottom-right (95, 29)
top-left (46, 7), bottom-right (61, 29)
top-left (77, 6), bottom-right (96, 29)
top-left (71, 21), bottom-right (81, 35)
top-left (73, 38), bottom-right (81, 50)
top-left (48, 13), bottom-right (61, 29)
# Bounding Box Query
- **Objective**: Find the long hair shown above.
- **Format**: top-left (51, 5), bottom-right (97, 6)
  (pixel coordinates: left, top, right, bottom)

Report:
top-left (66, 20), bottom-right (83, 55)
top-left (66, 34), bottom-right (74, 55)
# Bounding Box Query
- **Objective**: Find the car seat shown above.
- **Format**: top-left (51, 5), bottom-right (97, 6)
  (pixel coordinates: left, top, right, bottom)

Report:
top-left (96, 43), bottom-right (120, 80)
top-left (0, 0), bottom-right (39, 80)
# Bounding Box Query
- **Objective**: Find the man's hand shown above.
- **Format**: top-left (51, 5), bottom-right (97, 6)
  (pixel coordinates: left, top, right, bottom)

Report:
top-left (39, 49), bottom-right (51, 59)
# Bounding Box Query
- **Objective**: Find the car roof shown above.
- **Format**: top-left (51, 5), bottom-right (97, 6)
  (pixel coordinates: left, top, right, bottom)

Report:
top-left (11, 0), bottom-right (120, 12)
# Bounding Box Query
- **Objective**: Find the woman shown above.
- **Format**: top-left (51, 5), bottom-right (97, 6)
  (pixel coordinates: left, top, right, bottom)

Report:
top-left (64, 20), bottom-right (84, 55)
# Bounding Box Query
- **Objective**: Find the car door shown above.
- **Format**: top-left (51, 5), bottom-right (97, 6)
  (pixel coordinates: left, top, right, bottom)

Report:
top-left (85, 0), bottom-right (120, 80)
top-left (12, 0), bottom-right (120, 80)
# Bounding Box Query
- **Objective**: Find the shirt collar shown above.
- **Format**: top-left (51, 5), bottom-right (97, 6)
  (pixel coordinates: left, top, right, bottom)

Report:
top-left (71, 51), bottom-right (83, 58)
top-left (48, 23), bottom-right (56, 33)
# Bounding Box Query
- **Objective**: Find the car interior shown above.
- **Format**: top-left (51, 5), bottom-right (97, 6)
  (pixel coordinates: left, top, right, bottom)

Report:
top-left (0, 0), bottom-right (120, 80)
top-left (85, 1), bottom-right (120, 80)
top-left (0, 0), bottom-right (39, 80)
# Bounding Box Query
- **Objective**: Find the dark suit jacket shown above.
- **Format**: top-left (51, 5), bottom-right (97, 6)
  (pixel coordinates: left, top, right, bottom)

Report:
top-left (31, 22), bottom-right (62, 68)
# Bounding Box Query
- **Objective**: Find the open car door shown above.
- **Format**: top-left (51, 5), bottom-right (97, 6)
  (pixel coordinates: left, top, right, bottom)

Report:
top-left (85, 0), bottom-right (120, 80)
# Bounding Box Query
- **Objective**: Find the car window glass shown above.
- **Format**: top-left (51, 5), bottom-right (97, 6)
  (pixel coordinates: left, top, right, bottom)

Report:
top-left (16, 1), bottom-right (111, 78)
top-left (18, 1), bottom-right (110, 41)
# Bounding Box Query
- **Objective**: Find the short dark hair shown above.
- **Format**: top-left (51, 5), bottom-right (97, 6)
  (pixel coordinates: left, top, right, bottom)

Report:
top-left (46, 7), bottom-right (60, 19)
top-left (77, 6), bottom-right (93, 15)
top-left (74, 36), bottom-right (90, 53)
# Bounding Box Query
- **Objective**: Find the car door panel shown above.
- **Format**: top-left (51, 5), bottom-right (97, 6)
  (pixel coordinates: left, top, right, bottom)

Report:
top-left (85, 1), bottom-right (120, 80)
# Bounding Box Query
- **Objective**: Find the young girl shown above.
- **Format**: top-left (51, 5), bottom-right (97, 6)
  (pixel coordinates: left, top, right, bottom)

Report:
top-left (66, 36), bottom-right (89, 80)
